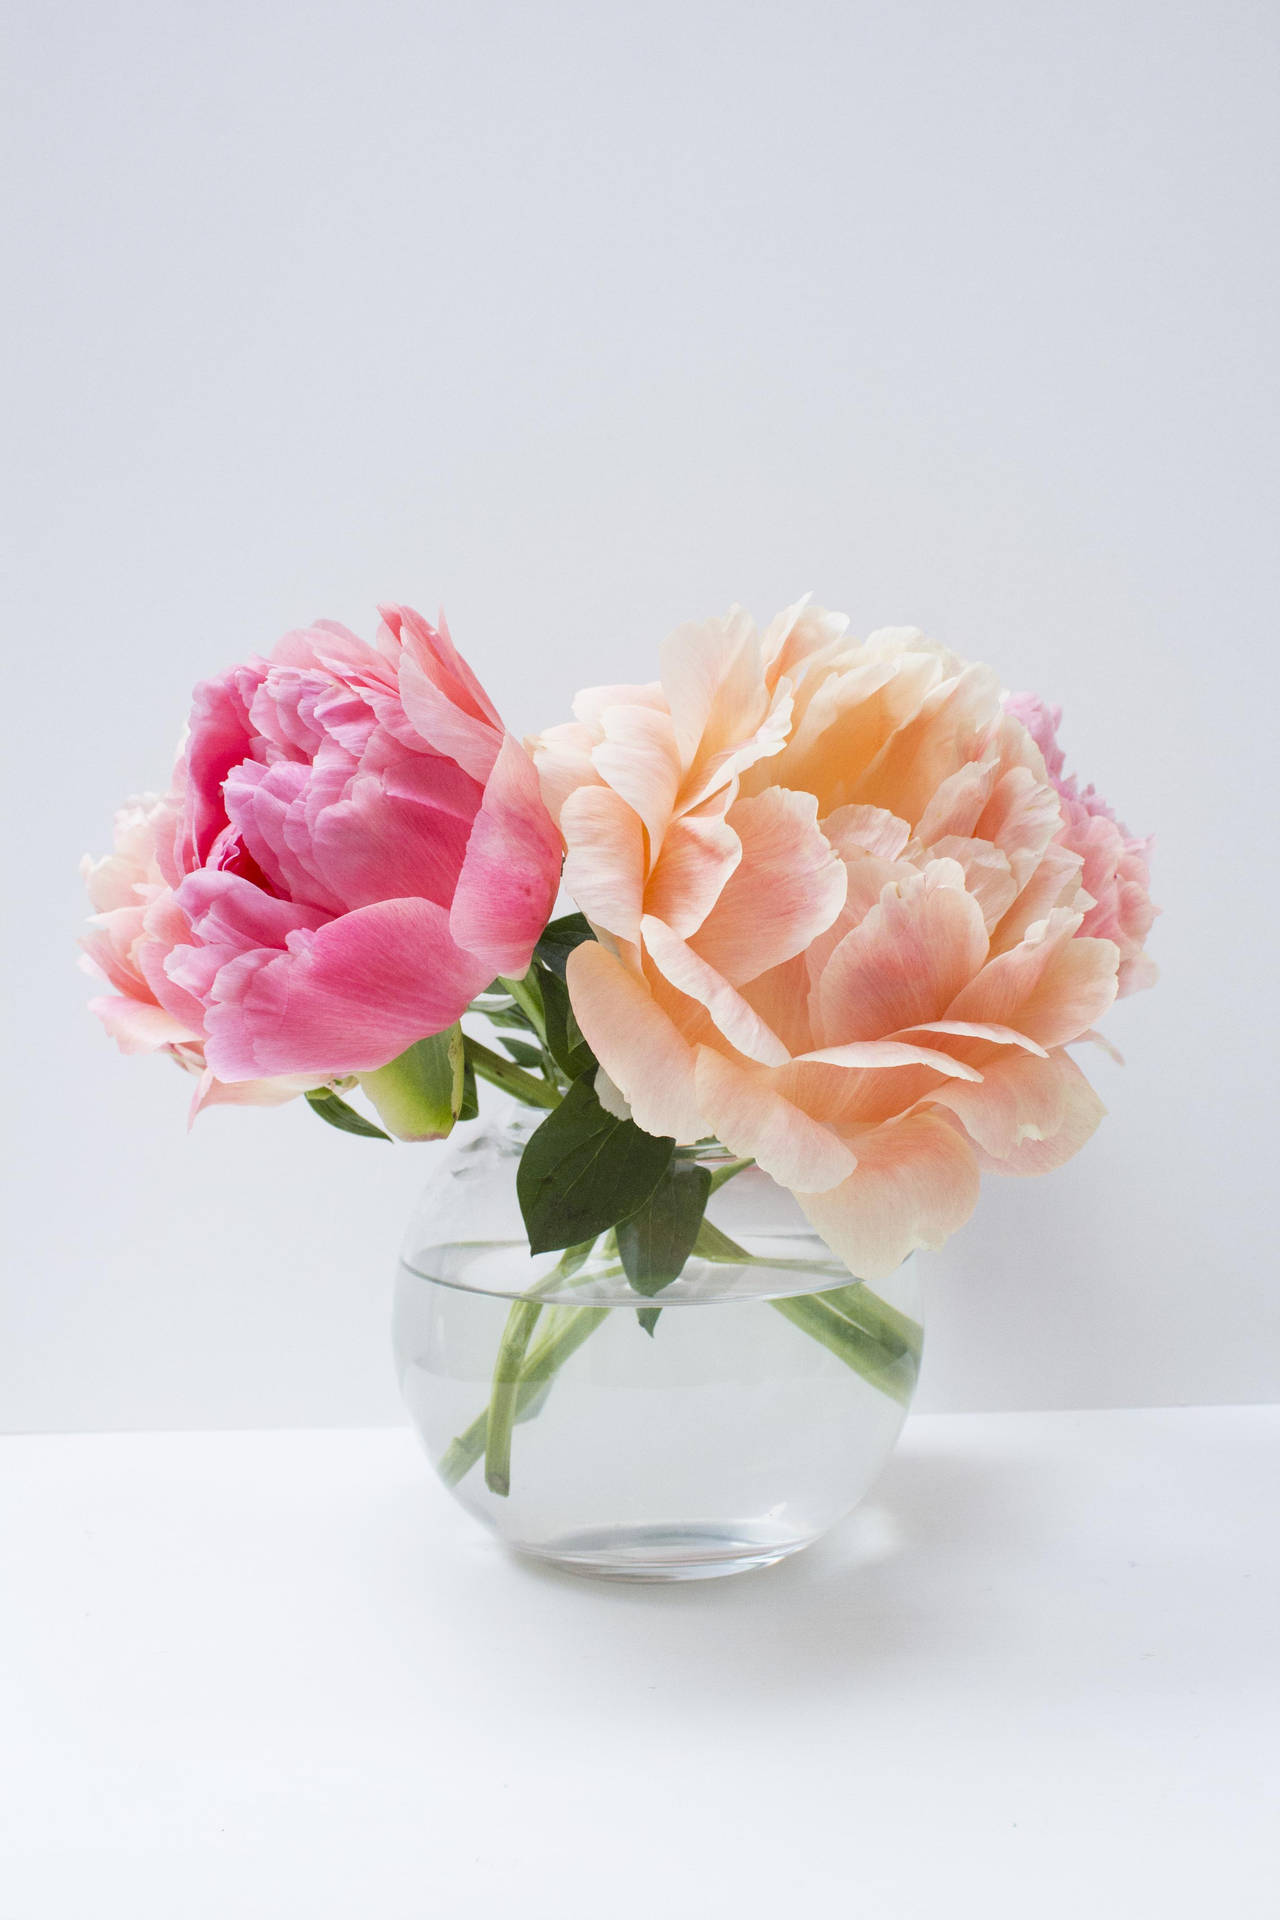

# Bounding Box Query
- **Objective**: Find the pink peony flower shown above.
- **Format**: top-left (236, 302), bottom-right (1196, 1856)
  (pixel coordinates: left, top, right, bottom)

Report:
top-left (80, 793), bottom-right (325, 1120)
top-left (535, 600), bottom-right (1145, 1280)
top-left (1004, 693), bottom-right (1158, 997)
top-left (84, 606), bottom-right (562, 1086)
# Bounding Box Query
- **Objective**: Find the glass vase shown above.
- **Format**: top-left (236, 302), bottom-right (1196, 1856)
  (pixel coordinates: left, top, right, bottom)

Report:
top-left (393, 1105), bottom-right (923, 1581)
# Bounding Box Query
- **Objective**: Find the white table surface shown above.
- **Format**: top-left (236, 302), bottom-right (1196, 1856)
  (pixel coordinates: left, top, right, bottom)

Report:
top-left (2, 1406), bottom-right (1276, 1919)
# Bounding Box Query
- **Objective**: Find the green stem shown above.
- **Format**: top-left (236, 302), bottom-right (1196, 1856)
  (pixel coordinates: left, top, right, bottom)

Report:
top-left (769, 1293), bottom-right (919, 1406)
top-left (438, 1304), bottom-right (608, 1488)
top-left (483, 1297), bottom-right (544, 1495)
top-left (464, 1036), bottom-right (559, 1109)
top-left (497, 972), bottom-right (546, 1039)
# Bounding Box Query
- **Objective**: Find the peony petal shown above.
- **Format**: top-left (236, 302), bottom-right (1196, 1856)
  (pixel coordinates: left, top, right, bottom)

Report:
top-left (642, 915), bottom-right (791, 1066)
top-left (643, 791), bottom-right (742, 937)
top-left (945, 909), bottom-right (1118, 1049)
top-left (929, 1046), bottom-right (1071, 1160)
top-left (891, 1019), bottom-right (1049, 1058)
top-left (89, 994), bottom-right (201, 1054)
top-left (590, 703), bottom-right (683, 856)
top-left (447, 735), bottom-right (563, 974)
top-left (530, 721), bottom-right (604, 825)
top-left (659, 606), bottom-right (763, 769)
top-left (201, 898), bottom-right (493, 1079)
top-left (972, 1051), bottom-right (1106, 1174)
top-left (560, 784), bottom-right (648, 943)
top-left (694, 1048), bottom-right (856, 1193)
top-left (566, 941), bottom-right (703, 1142)
top-left (691, 789), bottom-right (847, 986)
top-left (796, 1038), bottom-right (984, 1080)
top-left (798, 1113), bottom-right (982, 1282)
top-left (814, 864), bottom-right (989, 1047)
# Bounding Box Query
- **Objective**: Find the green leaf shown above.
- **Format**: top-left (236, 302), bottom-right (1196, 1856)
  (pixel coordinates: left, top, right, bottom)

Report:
top-left (357, 1026), bottom-right (464, 1140)
top-left (637, 1307), bottom-right (662, 1338)
top-left (617, 1160), bottom-right (713, 1297)
top-left (533, 912), bottom-right (595, 979)
top-left (304, 1088), bottom-right (392, 1141)
top-left (538, 966), bottom-right (594, 1080)
top-left (517, 1076), bottom-right (675, 1255)
top-left (499, 1034), bottom-right (545, 1069)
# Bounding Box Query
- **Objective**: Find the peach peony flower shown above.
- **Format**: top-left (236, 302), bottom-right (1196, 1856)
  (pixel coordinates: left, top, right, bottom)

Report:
top-left (80, 793), bottom-right (326, 1121)
top-left (535, 600), bottom-right (1141, 1281)
top-left (1004, 692), bottom-right (1158, 997)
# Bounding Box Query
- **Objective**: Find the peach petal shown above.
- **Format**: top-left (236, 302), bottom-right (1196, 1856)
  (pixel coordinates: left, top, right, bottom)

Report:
top-left (693, 1048), bottom-right (856, 1193)
top-left (946, 909), bottom-right (1118, 1049)
top-left (691, 790), bottom-right (846, 986)
top-left (821, 804), bottom-right (912, 862)
top-left (796, 1039), bottom-right (984, 1080)
top-left (660, 606), bottom-right (763, 769)
top-left (798, 1113), bottom-right (982, 1282)
top-left (591, 702), bottom-right (683, 857)
top-left (642, 915), bottom-right (791, 1067)
top-left (973, 1052), bottom-right (1106, 1175)
top-left (814, 865), bottom-right (989, 1048)
top-left (929, 1046), bottom-right (1070, 1159)
top-left (922, 834), bottom-right (1017, 927)
top-left (565, 941), bottom-right (703, 1142)
top-left (643, 792), bottom-right (742, 938)
top-left (560, 785), bottom-right (648, 942)
top-left (892, 1019), bottom-right (1049, 1058)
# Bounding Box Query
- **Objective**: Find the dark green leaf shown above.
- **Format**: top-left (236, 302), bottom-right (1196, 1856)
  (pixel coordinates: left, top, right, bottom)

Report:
top-left (499, 1034), bottom-right (545, 1069)
top-left (305, 1088), bottom-right (392, 1141)
top-left (617, 1161), bottom-right (713, 1297)
top-left (538, 966), bottom-right (594, 1079)
top-left (458, 1059), bottom-right (479, 1122)
top-left (637, 1307), bottom-right (662, 1338)
top-left (517, 1077), bottom-right (674, 1255)
top-left (533, 913), bottom-right (595, 979)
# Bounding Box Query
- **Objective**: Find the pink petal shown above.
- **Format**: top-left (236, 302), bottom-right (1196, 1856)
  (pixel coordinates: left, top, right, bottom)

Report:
top-left (799, 1113), bottom-right (982, 1281)
top-left (691, 789), bottom-right (847, 986)
top-left (693, 1048), bottom-right (856, 1193)
top-left (201, 899), bottom-right (493, 1079)
top-left (176, 870), bottom-right (328, 949)
top-left (449, 735), bottom-right (563, 975)
top-left (382, 605), bottom-right (502, 730)
top-left (89, 994), bottom-right (200, 1054)
top-left (566, 941), bottom-right (703, 1142)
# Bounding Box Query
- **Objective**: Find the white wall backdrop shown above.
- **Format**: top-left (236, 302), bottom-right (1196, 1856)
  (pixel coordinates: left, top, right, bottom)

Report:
top-left (3, 0), bottom-right (1276, 1430)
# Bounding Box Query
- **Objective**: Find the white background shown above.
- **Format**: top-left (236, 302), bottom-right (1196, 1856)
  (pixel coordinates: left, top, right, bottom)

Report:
top-left (3, 0), bottom-right (1277, 1431)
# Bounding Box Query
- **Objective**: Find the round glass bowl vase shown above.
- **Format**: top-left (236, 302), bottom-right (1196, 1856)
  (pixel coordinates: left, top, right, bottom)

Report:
top-left (393, 1106), bottom-right (924, 1582)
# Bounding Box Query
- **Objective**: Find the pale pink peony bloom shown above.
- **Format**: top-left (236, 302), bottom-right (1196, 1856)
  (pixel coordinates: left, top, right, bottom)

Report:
top-left (80, 793), bottom-right (325, 1120)
top-left (1005, 692), bottom-right (1158, 997)
top-left (85, 606), bottom-right (562, 1086)
top-left (535, 600), bottom-right (1140, 1280)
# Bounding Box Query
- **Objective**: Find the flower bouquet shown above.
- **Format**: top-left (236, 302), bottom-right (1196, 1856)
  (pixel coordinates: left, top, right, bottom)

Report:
top-left (83, 598), bottom-right (1156, 1579)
